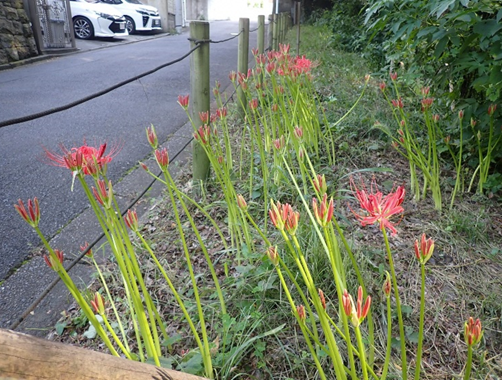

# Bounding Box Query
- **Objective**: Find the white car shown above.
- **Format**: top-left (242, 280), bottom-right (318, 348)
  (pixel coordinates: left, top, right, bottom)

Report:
top-left (69, 0), bottom-right (128, 40)
top-left (99, 0), bottom-right (162, 34)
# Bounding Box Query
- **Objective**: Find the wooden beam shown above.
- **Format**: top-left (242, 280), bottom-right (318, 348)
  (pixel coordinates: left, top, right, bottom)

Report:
top-left (0, 329), bottom-right (209, 380)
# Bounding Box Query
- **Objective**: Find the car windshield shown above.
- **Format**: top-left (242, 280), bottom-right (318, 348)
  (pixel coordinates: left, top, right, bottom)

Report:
top-left (125, 0), bottom-right (142, 4)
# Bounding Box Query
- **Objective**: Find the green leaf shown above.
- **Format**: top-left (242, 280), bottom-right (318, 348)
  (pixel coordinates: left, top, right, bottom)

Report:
top-left (473, 20), bottom-right (502, 38)
top-left (434, 36), bottom-right (448, 58)
top-left (55, 321), bottom-right (66, 336)
top-left (497, 8), bottom-right (502, 23)
top-left (401, 305), bottom-right (413, 317)
top-left (408, 331), bottom-right (420, 343)
top-left (83, 324), bottom-right (97, 339)
top-left (179, 353), bottom-right (203, 375)
top-left (162, 333), bottom-right (183, 347)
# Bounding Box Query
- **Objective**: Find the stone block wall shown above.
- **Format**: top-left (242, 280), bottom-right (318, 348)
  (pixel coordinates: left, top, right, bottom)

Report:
top-left (0, 0), bottom-right (38, 65)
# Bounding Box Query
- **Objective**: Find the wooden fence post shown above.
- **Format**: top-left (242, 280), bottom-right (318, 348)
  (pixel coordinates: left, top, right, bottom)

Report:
top-left (237, 17), bottom-right (250, 118)
top-left (272, 13), bottom-right (278, 50)
top-left (257, 15), bottom-right (265, 54)
top-left (268, 14), bottom-right (273, 50)
top-left (190, 21), bottom-right (210, 184)
top-left (0, 328), bottom-right (209, 380)
top-left (295, 2), bottom-right (301, 55)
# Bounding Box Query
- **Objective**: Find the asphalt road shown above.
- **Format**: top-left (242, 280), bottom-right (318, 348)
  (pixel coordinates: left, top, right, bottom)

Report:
top-left (0, 20), bottom-right (257, 281)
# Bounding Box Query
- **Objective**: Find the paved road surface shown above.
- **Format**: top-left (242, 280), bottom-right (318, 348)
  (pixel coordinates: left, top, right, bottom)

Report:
top-left (0, 20), bottom-right (257, 281)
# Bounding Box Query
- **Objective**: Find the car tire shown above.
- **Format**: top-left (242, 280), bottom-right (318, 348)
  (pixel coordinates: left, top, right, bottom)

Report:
top-left (125, 16), bottom-right (135, 34)
top-left (73, 16), bottom-right (94, 40)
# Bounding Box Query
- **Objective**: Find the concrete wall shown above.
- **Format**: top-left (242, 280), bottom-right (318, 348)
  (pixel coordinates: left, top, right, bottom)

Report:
top-left (0, 0), bottom-right (38, 65)
top-left (186, 0), bottom-right (207, 21)
top-left (142, 0), bottom-right (175, 32)
top-left (207, 0), bottom-right (272, 21)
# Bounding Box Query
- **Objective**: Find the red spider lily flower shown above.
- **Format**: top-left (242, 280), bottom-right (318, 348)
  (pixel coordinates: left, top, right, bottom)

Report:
top-left (293, 126), bottom-right (303, 140)
top-left (229, 71), bottom-right (237, 82)
top-left (251, 47), bottom-right (258, 56)
top-left (285, 208), bottom-right (300, 236)
top-left (146, 125), bottom-right (158, 149)
top-left (247, 68), bottom-right (253, 78)
top-left (266, 62), bottom-right (276, 74)
top-left (15, 198), bottom-right (40, 228)
top-left (236, 194), bottom-right (247, 210)
top-left (432, 114), bottom-right (440, 123)
top-left (80, 242), bottom-right (93, 258)
top-left (279, 43), bottom-right (290, 55)
top-left (273, 135), bottom-right (285, 150)
top-left (216, 107), bottom-right (227, 119)
top-left (92, 179), bottom-right (113, 209)
top-left (470, 118), bottom-right (477, 128)
top-left (379, 82), bottom-right (386, 91)
top-left (488, 104), bottom-right (497, 116)
top-left (90, 292), bottom-right (105, 315)
top-left (269, 200), bottom-right (290, 232)
top-left (464, 317), bottom-right (483, 346)
top-left (390, 72), bottom-right (398, 81)
top-left (199, 111), bottom-right (210, 124)
top-left (267, 246), bottom-right (279, 265)
top-left (444, 135), bottom-right (451, 144)
top-left (45, 142), bottom-right (119, 177)
top-left (458, 110), bottom-right (464, 120)
top-left (318, 289), bottom-right (326, 310)
top-left (256, 54), bottom-right (266, 65)
top-left (271, 104), bottom-right (279, 112)
top-left (177, 94), bottom-right (189, 109)
top-left (350, 177), bottom-right (405, 235)
top-left (154, 148), bottom-right (169, 170)
top-left (194, 125), bottom-right (211, 145)
top-left (296, 304), bottom-right (306, 323)
top-left (249, 98), bottom-right (258, 110)
top-left (391, 98), bottom-right (404, 109)
top-left (124, 209), bottom-right (138, 231)
top-left (313, 174), bottom-right (327, 195)
top-left (213, 87), bottom-right (219, 96)
top-left (217, 156), bottom-right (223, 165)
top-left (382, 271), bottom-right (391, 298)
top-left (343, 287), bottom-right (371, 327)
top-left (421, 97), bottom-right (434, 110)
top-left (44, 249), bottom-right (64, 271)
top-left (313, 194), bottom-right (334, 227)
top-left (294, 56), bottom-right (312, 74)
top-left (414, 233), bottom-right (434, 265)
top-left (139, 162), bottom-right (149, 172)
top-left (421, 86), bottom-right (430, 96)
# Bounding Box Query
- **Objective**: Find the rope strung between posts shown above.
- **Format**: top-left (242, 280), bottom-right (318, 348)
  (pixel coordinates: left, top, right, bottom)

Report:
top-left (188, 28), bottom-right (244, 45)
top-left (0, 44), bottom-right (201, 129)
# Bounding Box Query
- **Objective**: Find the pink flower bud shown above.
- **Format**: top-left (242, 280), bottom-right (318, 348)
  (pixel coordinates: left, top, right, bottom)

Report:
top-left (124, 209), bottom-right (138, 231)
top-left (464, 317), bottom-right (483, 346)
top-left (14, 198), bottom-right (40, 228)
top-left (177, 94), bottom-right (189, 109)
top-left (267, 246), bottom-right (279, 265)
top-left (155, 148), bottom-right (169, 169)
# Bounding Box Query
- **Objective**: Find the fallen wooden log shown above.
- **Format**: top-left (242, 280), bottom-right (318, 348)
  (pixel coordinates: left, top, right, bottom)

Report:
top-left (0, 328), bottom-right (209, 380)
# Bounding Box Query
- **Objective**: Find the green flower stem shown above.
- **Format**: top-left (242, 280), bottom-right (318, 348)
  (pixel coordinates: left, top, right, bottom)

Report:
top-left (163, 169), bottom-right (213, 379)
top-left (135, 231), bottom-right (206, 356)
top-left (382, 226), bottom-right (408, 380)
top-left (274, 265), bottom-right (327, 380)
top-left (331, 217), bottom-right (375, 366)
top-left (91, 258), bottom-right (131, 353)
top-left (463, 344), bottom-right (473, 380)
top-left (414, 263), bottom-right (426, 380)
top-left (101, 313), bottom-right (132, 359)
top-left (163, 168), bottom-right (226, 315)
top-left (381, 296), bottom-right (393, 380)
top-left (355, 325), bottom-right (369, 380)
top-left (122, 275), bottom-right (145, 362)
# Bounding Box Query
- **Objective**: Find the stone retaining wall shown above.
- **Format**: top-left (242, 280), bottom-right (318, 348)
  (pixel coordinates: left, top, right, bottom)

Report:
top-left (0, 0), bottom-right (38, 65)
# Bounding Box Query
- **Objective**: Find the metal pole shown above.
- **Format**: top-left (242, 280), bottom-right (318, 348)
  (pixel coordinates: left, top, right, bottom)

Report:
top-left (257, 15), bottom-right (265, 55)
top-left (237, 18), bottom-right (250, 118)
top-left (190, 21), bottom-right (210, 183)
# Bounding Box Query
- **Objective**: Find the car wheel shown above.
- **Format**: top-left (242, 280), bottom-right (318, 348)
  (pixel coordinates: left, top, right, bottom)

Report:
top-left (125, 16), bottom-right (135, 34)
top-left (73, 16), bottom-right (94, 40)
